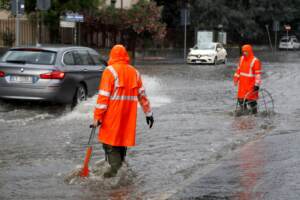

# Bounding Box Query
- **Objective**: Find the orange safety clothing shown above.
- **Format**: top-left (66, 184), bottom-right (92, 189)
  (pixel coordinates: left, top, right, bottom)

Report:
top-left (94, 44), bottom-right (152, 147)
top-left (233, 44), bottom-right (262, 100)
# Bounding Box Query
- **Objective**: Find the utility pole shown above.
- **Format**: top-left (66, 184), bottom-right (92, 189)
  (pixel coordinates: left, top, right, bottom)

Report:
top-left (265, 25), bottom-right (273, 52)
top-left (15, 0), bottom-right (19, 46)
top-left (182, 0), bottom-right (190, 62)
top-left (184, 7), bottom-right (187, 61)
top-left (12, 0), bottom-right (24, 46)
top-left (273, 21), bottom-right (279, 52)
top-left (36, 0), bottom-right (51, 45)
top-left (111, 0), bottom-right (116, 7)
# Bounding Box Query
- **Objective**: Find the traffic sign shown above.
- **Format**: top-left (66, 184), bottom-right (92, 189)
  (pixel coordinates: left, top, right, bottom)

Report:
top-left (11, 0), bottom-right (25, 15)
top-left (180, 8), bottom-right (190, 26)
top-left (60, 21), bottom-right (75, 28)
top-left (37, 0), bottom-right (51, 11)
top-left (64, 13), bottom-right (84, 22)
top-left (284, 24), bottom-right (291, 31)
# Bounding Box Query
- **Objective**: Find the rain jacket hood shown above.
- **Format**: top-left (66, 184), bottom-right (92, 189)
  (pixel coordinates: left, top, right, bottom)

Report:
top-left (108, 44), bottom-right (135, 88)
top-left (242, 44), bottom-right (254, 59)
top-left (108, 44), bottom-right (130, 66)
top-left (94, 44), bottom-right (152, 146)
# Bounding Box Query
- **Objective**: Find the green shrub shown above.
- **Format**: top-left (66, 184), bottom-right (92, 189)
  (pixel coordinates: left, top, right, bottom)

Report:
top-left (1, 29), bottom-right (15, 47)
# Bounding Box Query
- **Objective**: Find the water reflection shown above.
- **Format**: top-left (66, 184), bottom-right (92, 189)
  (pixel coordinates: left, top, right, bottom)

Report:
top-left (80, 181), bottom-right (142, 200)
top-left (232, 116), bottom-right (257, 131)
top-left (236, 141), bottom-right (265, 200)
top-left (233, 116), bottom-right (266, 200)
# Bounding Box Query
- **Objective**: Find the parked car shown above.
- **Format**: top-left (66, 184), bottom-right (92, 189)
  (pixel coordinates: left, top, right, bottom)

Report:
top-left (187, 42), bottom-right (227, 64)
top-left (279, 35), bottom-right (300, 50)
top-left (0, 45), bottom-right (106, 106)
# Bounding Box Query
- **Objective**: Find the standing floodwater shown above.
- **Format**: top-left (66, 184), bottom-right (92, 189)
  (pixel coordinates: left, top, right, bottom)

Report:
top-left (0, 50), bottom-right (299, 199)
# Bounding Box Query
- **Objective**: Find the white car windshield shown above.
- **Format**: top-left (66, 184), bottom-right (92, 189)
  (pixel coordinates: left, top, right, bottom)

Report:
top-left (280, 39), bottom-right (290, 42)
top-left (194, 43), bottom-right (216, 50)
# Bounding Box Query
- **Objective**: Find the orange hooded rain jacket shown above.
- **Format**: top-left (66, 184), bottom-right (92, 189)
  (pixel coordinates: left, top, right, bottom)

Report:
top-left (234, 44), bottom-right (262, 100)
top-left (94, 44), bottom-right (152, 147)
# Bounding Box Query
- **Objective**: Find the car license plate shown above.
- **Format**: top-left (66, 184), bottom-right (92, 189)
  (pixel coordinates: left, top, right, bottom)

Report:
top-left (9, 75), bottom-right (33, 83)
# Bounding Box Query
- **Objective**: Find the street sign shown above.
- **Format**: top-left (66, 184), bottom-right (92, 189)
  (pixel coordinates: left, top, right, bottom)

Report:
top-left (37, 0), bottom-right (51, 11)
top-left (11, 0), bottom-right (25, 15)
top-left (60, 21), bottom-right (75, 28)
top-left (180, 9), bottom-right (190, 26)
top-left (197, 31), bottom-right (213, 46)
top-left (64, 13), bottom-right (84, 22)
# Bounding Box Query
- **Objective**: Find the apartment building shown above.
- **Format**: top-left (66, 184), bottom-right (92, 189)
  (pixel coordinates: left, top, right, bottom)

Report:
top-left (105, 0), bottom-right (143, 9)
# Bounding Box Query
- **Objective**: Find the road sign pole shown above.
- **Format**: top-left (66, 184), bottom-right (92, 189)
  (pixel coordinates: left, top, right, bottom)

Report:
top-left (36, 0), bottom-right (51, 45)
top-left (74, 23), bottom-right (77, 45)
top-left (184, 8), bottom-right (187, 61)
top-left (286, 30), bottom-right (289, 51)
top-left (15, 0), bottom-right (19, 46)
top-left (275, 30), bottom-right (277, 52)
top-left (265, 25), bottom-right (273, 52)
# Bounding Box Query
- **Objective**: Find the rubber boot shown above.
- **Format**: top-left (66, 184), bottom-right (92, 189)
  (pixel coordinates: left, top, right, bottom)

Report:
top-left (249, 101), bottom-right (258, 115)
top-left (104, 150), bottom-right (122, 178)
top-left (237, 99), bottom-right (248, 116)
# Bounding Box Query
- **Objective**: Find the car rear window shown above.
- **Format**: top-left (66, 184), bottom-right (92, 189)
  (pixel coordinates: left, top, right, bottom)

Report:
top-left (1, 49), bottom-right (57, 65)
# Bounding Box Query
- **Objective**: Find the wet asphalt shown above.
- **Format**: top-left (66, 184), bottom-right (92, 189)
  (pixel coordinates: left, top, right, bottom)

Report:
top-left (0, 50), bottom-right (300, 199)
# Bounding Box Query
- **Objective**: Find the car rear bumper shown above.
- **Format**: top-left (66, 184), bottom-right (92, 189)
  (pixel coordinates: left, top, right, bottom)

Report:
top-left (0, 85), bottom-right (74, 103)
top-left (279, 44), bottom-right (299, 49)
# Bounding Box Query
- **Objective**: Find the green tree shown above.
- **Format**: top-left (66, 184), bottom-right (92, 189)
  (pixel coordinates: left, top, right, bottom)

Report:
top-left (124, 0), bottom-right (166, 61)
top-left (91, 0), bottom-right (166, 61)
top-left (24, 0), bottom-right (104, 43)
top-left (154, 0), bottom-right (181, 28)
top-left (191, 0), bottom-right (300, 43)
top-left (0, 0), bottom-right (10, 10)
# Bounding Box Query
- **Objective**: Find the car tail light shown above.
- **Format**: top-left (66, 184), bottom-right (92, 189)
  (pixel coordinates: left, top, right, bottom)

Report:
top-left (0, 71), bottom-right (5, 77)
top-left (40, 71), bottom-right (65, 79)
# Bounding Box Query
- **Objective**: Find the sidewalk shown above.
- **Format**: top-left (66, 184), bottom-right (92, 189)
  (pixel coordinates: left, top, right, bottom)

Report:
top-left (135, 56), bottom-right (186, 65)
top-left (169, 129), bottom-right (300, 200)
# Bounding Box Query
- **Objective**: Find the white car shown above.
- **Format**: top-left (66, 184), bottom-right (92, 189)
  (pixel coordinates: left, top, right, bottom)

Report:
top-left (187, 42), bottom-right (227, 64)
top-left (279, 36), bottom-right (300, 50)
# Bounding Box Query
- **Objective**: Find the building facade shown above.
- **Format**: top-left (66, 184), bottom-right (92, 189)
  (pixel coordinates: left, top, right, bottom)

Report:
top-left (105, 0), bottom-right (142, 9)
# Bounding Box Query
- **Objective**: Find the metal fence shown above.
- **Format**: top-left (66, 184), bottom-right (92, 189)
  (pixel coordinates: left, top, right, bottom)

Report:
top-left (0, 18), bottom-right (195, 49)
top-left (0, 18), bottom-right (77, 47)
top-left (0, 18), bottom-right (37, 46)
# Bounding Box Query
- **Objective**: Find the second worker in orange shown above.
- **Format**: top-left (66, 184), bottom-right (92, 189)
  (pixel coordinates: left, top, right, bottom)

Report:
top-left (93, 44), bottom-right (154, 178)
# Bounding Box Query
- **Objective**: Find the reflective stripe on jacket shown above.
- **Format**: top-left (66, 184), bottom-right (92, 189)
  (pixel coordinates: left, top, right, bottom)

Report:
top-left (233, 44), bottom-right (262, 100)
top-left (94, 44), bottom-right (152, 147)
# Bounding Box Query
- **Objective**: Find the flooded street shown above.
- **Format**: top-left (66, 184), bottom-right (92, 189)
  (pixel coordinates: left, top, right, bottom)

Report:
top-left (1, 50), bottom-right (300, 199)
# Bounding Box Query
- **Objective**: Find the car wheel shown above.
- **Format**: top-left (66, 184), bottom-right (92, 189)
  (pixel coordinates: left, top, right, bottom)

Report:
top-left (213, 57), bottom-right (217, 65)
top-left (72, 83), bottom-right (87, 108)
top-left (223, 56), bottom-right (227, 64)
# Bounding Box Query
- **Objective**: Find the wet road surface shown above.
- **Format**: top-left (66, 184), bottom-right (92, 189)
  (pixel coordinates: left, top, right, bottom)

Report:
top-left (0, 50), bottom-right (299, 199)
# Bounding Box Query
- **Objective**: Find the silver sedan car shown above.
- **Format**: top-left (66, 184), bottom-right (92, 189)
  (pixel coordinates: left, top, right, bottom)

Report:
top-left (0, 46), bottom-right (106, 106)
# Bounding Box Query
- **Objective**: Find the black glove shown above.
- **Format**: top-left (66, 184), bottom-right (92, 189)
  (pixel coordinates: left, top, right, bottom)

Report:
top-left (146, 116), bottom-right (154, 128)
top-left (90, 120), bottom-right (101, 128)
top-left (254, 86), bottom-right (259, 91)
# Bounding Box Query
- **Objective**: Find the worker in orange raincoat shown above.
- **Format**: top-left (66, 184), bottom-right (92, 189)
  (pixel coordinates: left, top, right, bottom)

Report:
top-left (234, 44), bottom-right (262, 114)
top-left (93, 44), bottom-right (154, 178)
